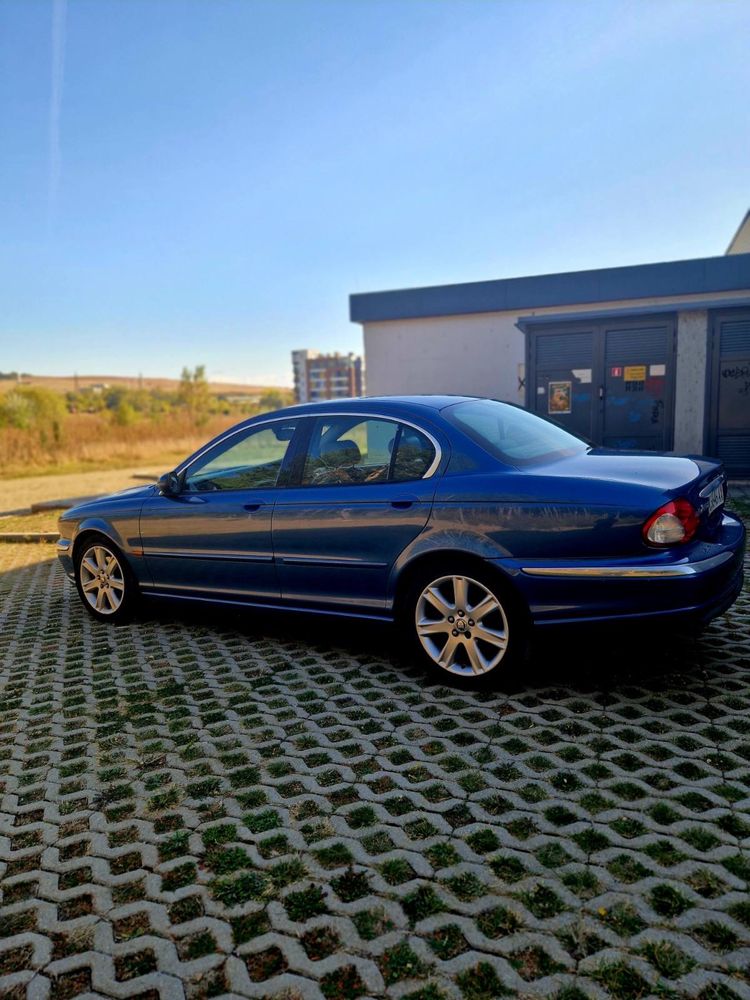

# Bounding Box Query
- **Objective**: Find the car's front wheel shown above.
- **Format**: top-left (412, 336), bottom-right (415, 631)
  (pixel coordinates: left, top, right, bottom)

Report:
top-left (74, 535), bottom-right (137, 624)
top-left (403, 566), bottom-right (522, 686)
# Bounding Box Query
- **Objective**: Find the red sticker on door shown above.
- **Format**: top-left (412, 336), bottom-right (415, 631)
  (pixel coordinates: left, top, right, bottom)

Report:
top-left (610, 366), bottom-right (623, 377)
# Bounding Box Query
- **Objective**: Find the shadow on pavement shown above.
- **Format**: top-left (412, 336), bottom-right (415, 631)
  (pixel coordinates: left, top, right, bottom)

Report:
top-left (134, 590), bottom-right (720, 696)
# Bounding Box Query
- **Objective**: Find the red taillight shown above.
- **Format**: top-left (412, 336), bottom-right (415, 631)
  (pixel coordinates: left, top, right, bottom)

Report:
top-left (642, 498), bottom-right (699, 547)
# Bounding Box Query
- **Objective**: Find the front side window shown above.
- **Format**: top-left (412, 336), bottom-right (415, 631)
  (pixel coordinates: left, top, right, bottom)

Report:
top-left (445, 399), bottom-right (587, 467)
top-left (184, 421), bottom-right (297, 492)
top-left (300, 416), bottom-right (437, 487)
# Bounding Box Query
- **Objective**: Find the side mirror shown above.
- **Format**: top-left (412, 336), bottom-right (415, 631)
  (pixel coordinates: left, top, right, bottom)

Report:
top-left (157, 471), bottom-right (182, 496)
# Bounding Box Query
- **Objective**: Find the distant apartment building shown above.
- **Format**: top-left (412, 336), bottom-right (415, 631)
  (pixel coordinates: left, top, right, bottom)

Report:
top-left (292, 350), bottom-right (364, 403)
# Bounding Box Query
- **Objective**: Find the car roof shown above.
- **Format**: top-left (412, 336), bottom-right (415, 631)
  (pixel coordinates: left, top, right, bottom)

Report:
top-left (246, 395), bottom-right (481, 424)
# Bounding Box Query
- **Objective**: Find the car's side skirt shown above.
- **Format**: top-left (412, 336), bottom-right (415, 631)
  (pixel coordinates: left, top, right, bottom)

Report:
top-left (142, 589), bottom-right (393, 623)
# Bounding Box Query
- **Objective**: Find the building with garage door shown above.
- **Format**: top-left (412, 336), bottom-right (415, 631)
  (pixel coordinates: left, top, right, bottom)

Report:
top-left (350, 211), bottom-right (750, 477)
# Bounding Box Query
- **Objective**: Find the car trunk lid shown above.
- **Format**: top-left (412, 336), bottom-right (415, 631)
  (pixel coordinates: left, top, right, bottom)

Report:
top-left (539, 449), bottom-right (727, 533)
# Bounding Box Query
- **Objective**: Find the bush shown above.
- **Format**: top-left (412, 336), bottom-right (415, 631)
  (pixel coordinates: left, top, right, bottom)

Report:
top-left (0, 387), bottom-right (66, 435)
top-left (113, 401), bottom-right (139, 426)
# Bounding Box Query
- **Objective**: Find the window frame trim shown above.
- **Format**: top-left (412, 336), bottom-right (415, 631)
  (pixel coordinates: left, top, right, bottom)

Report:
top-left (176, 411), bottom-right (443, 492)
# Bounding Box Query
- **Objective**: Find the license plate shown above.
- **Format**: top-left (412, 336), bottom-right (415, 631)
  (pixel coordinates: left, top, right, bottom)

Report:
top-left (707, 482), bottom-right (724, 514)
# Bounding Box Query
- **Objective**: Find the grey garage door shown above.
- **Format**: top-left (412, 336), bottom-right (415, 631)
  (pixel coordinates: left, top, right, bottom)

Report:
top-left (707, 310), bottom-right (750, 476)
top-left (528, 318), bottom-right (676, 451)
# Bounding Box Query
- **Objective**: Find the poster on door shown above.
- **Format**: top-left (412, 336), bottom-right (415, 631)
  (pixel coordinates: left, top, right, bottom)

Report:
top-left (548, 381), bottom-right (571, 414)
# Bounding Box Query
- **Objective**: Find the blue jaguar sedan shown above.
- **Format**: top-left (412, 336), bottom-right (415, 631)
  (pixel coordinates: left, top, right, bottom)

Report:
top-left (57, 396), bottom-right (745, 685)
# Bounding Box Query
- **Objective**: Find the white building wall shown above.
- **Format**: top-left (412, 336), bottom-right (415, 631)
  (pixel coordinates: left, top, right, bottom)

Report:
top-left (361, 289), bottom-right (750, 454)
top-left (726, 212), bottom-right (750, 254)
top-left (363, 290), bottom-right (750, 411)
top-left (363, 313), bottom-right (525, 403)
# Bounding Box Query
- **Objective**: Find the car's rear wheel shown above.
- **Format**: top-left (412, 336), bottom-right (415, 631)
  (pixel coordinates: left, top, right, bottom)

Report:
top-left (403, 565), bottom-right (523, 686)
top-left (74, 535), bottom-right (137, 624)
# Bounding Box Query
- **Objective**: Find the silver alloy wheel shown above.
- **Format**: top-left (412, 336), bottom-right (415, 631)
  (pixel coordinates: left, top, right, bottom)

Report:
top-left (415, 574), bottom-right (509, 676)
top-left (79, 544), bottom-right (125, 615)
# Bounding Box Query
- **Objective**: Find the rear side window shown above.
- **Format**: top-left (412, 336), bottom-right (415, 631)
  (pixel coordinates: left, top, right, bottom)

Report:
top-left (445, 398), bottom-right (587, 467)
top-left (302, 417), bottom-right (394, 485)
top-left (300, 416), bottom-right (437, 486)
top-left (392, 426), bottom-right (436, 481)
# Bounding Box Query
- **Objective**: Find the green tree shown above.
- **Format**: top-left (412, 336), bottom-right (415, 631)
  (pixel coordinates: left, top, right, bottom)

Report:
top-left (178, 365), bottom-right (211, 424)
top-left (259, 388), bottom-right (293, 412)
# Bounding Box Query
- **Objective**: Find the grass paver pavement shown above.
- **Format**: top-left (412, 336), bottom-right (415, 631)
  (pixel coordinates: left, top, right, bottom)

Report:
top-left (0, 511), bottom-right (749, 999)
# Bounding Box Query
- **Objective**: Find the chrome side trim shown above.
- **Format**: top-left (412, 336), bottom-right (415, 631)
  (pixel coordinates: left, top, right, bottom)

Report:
top-left (145, 548), bottom-right (273, 563)
top-left (279, 555), bottom-right (387, 568)
top-left (176, 412), bottom-right (443, 483)
top-left (521, 550), bottom-right (734, 579)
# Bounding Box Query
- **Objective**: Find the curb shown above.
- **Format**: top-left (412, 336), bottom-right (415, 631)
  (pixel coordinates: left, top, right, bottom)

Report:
top-left (0, 532), bottom-right (60, 544)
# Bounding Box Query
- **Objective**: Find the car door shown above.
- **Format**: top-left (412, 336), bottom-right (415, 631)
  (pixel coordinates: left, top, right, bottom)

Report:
top-left (139, 418), bottom-right (300, 601)
top-left (273, 414), bottom-right (442, 611)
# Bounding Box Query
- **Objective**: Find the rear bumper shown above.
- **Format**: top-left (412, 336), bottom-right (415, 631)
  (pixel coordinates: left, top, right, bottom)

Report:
top-left (493, 513), bottom-right (746, 627)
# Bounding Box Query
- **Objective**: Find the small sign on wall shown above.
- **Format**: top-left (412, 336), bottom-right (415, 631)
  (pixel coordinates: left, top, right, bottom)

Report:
top-left (548, 381), bottom-right (572, 414)
top-left (624, 365), bottom-right (647, 382)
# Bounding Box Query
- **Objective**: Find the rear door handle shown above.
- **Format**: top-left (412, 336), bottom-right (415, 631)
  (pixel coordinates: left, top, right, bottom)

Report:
top-left (391, 496), bottom-right (419, 510)
top-left (243, 502), bottom-right (265, 513)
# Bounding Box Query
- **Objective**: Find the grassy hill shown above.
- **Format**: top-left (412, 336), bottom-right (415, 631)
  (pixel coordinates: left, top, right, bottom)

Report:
top-left (0, 373), bottom-right (282, 396)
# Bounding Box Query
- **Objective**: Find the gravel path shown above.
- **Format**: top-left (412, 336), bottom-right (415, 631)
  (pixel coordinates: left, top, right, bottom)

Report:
top-left (0, 466), bottom-right (163, 514)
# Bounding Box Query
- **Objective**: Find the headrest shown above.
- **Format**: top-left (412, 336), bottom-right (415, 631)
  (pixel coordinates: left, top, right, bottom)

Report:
top-left (321, 439), bottom-right (361, 466)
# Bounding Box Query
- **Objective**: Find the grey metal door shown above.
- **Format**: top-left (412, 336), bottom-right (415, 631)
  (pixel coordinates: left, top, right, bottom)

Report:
top-left (528, 317), bottom-right (675, 450)
top-left (707, 310), bottom-right (750, 476)
top-left (531, 328), bottom-right (597, 441)
top-left (601, 323), bottom-right (675, 450)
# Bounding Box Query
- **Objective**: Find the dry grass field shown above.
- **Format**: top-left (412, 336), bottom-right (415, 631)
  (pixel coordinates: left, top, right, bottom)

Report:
top-left (0, 373), bottom-right (290, 479)
top-left (0, 411), bottom-right (240, 479)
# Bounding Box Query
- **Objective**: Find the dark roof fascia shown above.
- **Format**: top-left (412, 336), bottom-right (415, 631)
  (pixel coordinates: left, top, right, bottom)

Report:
top-left (514, 295), bottom-right (750, 331)
top-left (350, 253), bottom-right (750, 324)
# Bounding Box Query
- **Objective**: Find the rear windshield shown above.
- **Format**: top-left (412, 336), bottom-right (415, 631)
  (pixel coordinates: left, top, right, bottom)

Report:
top-left (445, 398), bottom-right (588, 467)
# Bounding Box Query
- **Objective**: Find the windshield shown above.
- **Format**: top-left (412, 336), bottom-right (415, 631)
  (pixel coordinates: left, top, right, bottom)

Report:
top-left (445, 399), bottom-right (588, 467)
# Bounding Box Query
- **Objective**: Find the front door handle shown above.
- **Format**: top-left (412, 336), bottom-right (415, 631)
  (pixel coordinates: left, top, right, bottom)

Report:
top-left (391, 496), bottom-right (419, 510)
top-left (243, 502), bottom-right (265, 513)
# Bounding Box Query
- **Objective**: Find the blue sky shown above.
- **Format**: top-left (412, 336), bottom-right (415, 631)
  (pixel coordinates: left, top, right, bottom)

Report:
top-left (1, 0), bottom-right (749, 386)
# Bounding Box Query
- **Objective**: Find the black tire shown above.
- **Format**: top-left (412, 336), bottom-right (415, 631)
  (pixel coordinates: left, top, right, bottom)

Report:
top-left (399, 561), bottom-right (526, 688)
top-left (74, 533), bottom-right (139, 625)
